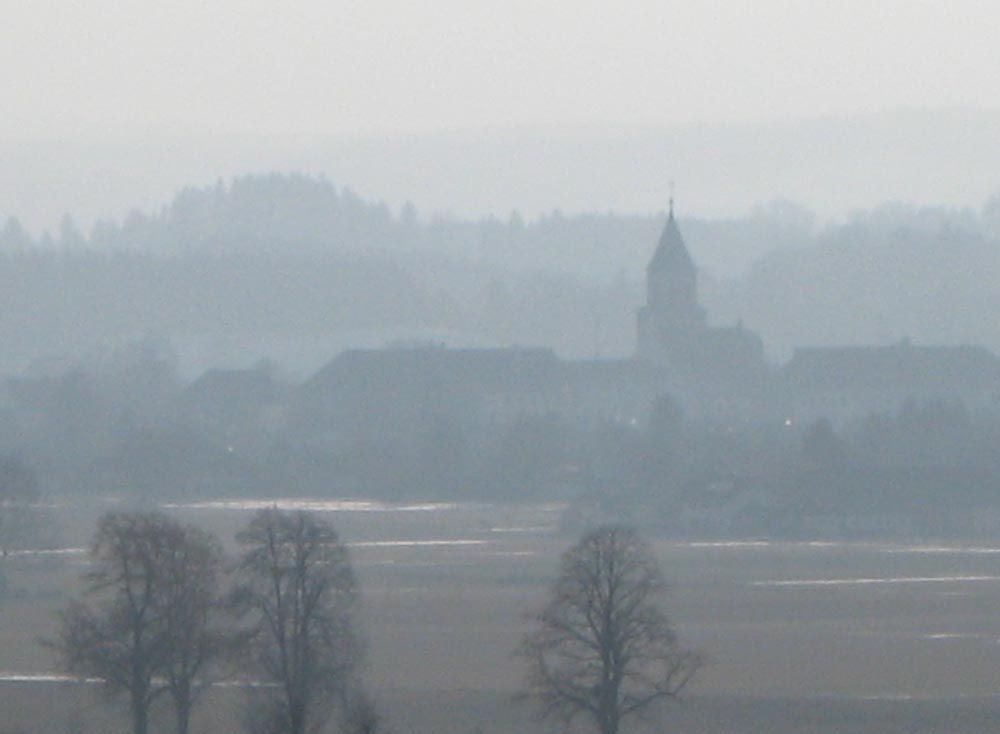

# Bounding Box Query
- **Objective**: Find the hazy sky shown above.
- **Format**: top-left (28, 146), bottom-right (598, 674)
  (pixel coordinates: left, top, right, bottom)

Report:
top-left (4, 0), bottom-right (1000, 140)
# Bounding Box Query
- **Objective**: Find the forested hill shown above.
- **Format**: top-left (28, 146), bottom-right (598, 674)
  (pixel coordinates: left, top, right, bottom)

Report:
top-left (2, 173), bottom-right (1000, 375)
top-left (0, 172), bottom-right (814, 280)
top-left (709, 205), bottom-right (1000, 358)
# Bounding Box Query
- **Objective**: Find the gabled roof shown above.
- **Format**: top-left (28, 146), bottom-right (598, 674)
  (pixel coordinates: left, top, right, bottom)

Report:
top-left (304, 346), bottom-right (563, 393)
top-left (784, 342), bottom-right (1000, 390)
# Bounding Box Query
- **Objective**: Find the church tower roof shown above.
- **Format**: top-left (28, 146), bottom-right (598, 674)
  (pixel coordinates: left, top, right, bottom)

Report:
top-left (648, 198), bottom-right (695, 273)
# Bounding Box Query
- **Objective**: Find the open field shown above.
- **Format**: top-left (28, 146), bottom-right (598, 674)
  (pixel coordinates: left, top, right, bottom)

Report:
top-left (3, 684), bottom-right (1000, 734)
top-left (3, 499), bottom-right (1000, 732)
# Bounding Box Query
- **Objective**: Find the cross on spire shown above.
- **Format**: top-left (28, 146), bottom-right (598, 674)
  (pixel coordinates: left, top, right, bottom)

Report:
top-left (668, 181), bottom-right (675, 218)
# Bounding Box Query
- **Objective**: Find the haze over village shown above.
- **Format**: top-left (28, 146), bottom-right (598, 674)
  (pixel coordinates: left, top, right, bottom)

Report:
top-left (4, 2), bottom-right (1000, 733)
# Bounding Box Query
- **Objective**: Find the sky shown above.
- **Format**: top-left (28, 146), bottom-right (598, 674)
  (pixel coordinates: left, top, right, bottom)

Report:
top-left (3, 0), bottom-right (1000, 140)
top-left (4, 1), bottom-right (1000, 232)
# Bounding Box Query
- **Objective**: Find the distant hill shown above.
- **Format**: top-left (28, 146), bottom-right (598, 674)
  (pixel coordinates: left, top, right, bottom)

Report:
top-left (707, 205), bottom-right (1000, 359)
top-left (2, 168), bottom-right (1000, 376)
top-left (5, 106), bottom-right (1000, 262)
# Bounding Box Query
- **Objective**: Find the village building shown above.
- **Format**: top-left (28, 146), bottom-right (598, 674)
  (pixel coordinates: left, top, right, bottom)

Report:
top-left (287, 200), bottom-right (1000, 437)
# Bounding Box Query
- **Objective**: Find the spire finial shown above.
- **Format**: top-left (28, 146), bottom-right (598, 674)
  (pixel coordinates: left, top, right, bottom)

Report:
top-left (668, 181), bottom-right (675, 218)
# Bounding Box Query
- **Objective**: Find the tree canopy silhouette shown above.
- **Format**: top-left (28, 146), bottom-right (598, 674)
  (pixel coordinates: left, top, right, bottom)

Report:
top-left (519, 526), bottom-right (701, 734)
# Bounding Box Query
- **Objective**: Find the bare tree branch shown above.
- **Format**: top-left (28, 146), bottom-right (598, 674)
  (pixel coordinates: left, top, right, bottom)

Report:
top-left (518, 526), bottom-right (701, 734)
top-left (231, 509), bottom-right (362, 734)
top-left (50, 512), bottom-right (224, 734)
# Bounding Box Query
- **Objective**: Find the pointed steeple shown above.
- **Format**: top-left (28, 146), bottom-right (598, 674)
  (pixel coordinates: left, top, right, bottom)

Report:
top-left (640, 195), bottom-right (705, 332)
top-left (635, 191), bottom-right (763, 372)
top-left (648, 198), bottom-right (694, 274)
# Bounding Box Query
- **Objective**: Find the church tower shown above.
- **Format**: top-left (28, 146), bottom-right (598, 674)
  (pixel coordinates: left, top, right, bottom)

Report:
top-left (636, 200), bottom-right (706, 364)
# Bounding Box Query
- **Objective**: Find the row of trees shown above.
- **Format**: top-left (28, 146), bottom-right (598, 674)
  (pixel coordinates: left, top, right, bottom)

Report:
top-left (51, 513), bottom-right (699, 734)
top-left (53, 510), bottom-right (367, 734)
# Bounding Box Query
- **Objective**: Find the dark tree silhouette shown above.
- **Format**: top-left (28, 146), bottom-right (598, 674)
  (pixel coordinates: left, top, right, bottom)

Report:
top-left (519, 526), bottom-right (701, 734)
top-left (158, 523), bottom-right (226, 734)
top-left (53, 512), bottom-right (224, 734)
top-left (231, 509), bottom-right (362, 734)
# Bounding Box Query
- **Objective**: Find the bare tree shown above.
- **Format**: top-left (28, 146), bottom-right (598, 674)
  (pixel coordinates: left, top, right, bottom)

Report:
top-left (231, 509), bottom-right (362, 734)
top-left (54, 513), bottom-right (173, 734)
top-left (518, 526), bottom-right (701, 734)
top-left (158, 523), bottom-right (226, 734)
top-left (53, 512), bottom-right (224, 734)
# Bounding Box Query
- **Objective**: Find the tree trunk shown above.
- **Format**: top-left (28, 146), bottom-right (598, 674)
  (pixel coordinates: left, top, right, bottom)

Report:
top-left (132, 698), bottom-right (149, 734)
top-left (289, 704), bottom-right (306, 734)
top-left (597, 693), bottom-right (619, 734)
top-left (598, 713), bottom-right (618, 734)
top-left (172, 681), bottom-right (193, 734)
top-left (175, 697), bottom-right (191, 734)
top-left (596, 677), bottom-right (619, 734)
